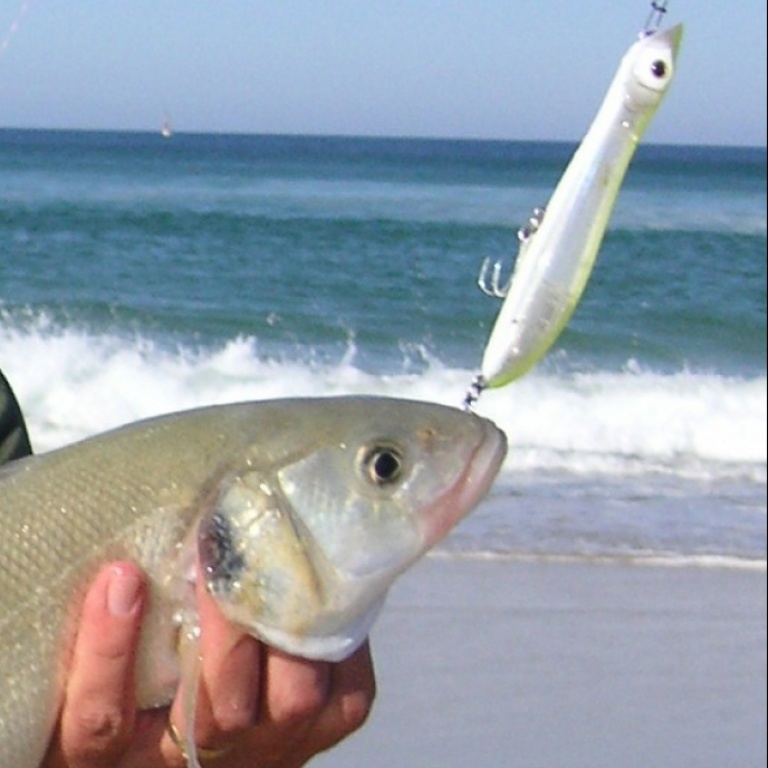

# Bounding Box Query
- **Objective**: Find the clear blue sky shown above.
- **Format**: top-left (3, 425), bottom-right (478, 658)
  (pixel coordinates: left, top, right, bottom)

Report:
top-left (1, 0), bottom-right (765, 145)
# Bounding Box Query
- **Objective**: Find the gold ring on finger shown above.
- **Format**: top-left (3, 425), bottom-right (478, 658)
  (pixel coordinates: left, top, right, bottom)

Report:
top-left (167, 718), bottom-right (236, 764)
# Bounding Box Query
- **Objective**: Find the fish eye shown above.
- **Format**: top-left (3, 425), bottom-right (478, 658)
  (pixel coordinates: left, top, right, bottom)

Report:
top-left (650, 59), bottom-right (667, 78)
top-left (359, 444), bottom-right (404, 487)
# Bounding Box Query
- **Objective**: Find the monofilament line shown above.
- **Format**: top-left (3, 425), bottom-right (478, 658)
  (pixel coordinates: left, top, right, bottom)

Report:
top-left (0, 0), bottom-right (33, 61)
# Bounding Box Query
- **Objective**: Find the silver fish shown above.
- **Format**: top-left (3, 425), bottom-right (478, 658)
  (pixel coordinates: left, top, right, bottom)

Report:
top-left (0, 396), bottom-right (506, 768)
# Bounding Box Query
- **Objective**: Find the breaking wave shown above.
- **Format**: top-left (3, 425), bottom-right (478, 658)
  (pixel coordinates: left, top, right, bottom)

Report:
top-left (2, 321), bottom-right (764, 486)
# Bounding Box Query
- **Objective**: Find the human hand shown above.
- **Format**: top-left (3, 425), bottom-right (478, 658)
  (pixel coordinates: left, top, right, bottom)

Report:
top-left (42, 562), bottom-right (376, 768)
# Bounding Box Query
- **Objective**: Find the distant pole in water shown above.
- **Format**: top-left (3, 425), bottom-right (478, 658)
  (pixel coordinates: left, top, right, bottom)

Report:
top-left (0, 0), bottom-right (33, 61)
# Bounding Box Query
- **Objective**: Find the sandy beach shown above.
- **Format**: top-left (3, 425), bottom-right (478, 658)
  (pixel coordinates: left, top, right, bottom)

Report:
top-left (313, 556), bottom-right (767, 768)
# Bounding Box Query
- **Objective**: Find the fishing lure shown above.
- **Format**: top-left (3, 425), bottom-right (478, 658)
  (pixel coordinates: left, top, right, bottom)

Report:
top-left (465, 21), bottom-right (683, 409)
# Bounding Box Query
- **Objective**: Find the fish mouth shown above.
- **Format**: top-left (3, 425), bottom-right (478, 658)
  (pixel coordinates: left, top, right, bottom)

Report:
top-left (417, 415), bottom-right (507, 549)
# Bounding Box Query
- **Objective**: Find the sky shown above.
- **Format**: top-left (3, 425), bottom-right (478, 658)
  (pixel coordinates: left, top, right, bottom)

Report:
top-left (0, 1), bottom-right (765, 146)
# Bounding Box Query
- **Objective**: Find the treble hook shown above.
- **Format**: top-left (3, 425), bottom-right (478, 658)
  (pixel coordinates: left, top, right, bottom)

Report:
top-left (477, 207), bottom-right (546, 299)
top-left (477, 258), bottom-right (509, 298)
top-left (643, 1), bottom-right (669, 35)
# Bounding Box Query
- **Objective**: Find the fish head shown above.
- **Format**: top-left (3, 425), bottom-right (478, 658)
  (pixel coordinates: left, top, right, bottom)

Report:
top-left (624, 23), bottom-right (683, 113)
top-left (197, 397), bottom-right (506, 660)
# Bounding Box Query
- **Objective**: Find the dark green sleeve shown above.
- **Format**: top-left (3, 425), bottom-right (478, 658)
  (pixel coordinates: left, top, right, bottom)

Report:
top-left (0, 370), bottom-right (33, 464)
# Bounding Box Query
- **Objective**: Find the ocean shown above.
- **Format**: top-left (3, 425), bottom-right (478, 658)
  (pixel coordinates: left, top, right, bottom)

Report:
top-left (1, 129), bottom-right (765, 567)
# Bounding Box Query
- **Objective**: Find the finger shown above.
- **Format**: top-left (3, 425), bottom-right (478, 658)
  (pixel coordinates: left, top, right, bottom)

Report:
top-left (198, 573), bottom-right (262, 733)
top-left (282, 641), bottom-right (376, 766)
top-left (217, 649), bottom-right (333, 767)
top-left (45, 562), bottom-right (146, 768)
top-left (262, 647), bottom-right (332, 727)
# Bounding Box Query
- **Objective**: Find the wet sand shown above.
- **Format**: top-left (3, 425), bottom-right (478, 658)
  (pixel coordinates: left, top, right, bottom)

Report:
top-left (313, 557), bottom-right (767, 768)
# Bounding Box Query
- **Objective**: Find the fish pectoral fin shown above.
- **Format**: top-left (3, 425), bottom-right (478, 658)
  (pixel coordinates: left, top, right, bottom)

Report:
top-left (173, 614), bottom-right (204, 768)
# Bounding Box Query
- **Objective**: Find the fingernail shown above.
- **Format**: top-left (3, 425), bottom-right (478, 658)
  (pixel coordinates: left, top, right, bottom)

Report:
top-left (107, 566), bottom-right (144, 617)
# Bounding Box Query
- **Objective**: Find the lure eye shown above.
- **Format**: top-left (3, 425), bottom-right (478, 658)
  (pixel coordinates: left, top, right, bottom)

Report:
top-left (359, 444), bottom-right (404, 487)
top-left (632, 48), bottom-right (674, 97)
top-left (650, 59), bottom-right (667, 79)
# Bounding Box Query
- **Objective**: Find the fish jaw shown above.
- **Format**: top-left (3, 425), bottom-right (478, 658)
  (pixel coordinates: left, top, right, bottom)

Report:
top-left (199, 401), bottom-right (507, 661)
top-left (415, 413), bottom-right (507, 549)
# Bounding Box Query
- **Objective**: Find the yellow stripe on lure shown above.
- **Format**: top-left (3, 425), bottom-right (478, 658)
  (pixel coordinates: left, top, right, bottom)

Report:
top-left (466, 24), bottom-right (682, 406)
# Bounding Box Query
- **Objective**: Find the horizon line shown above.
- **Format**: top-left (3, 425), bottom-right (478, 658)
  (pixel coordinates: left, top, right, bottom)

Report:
top-left (1, 125), bottom-right (766, 152)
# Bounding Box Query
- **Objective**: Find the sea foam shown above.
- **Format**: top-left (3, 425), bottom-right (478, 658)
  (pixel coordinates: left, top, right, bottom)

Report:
top-left (2, 322), bottom-right (765, 487)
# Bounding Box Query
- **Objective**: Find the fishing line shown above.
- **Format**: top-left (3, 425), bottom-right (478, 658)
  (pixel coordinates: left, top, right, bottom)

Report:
top-left (0, 0), bottom-right (33, 61)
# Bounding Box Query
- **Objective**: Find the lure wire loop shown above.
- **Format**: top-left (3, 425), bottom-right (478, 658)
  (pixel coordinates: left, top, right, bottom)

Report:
top-left (643, 1), bottom-right (669, 35)
top-left (462, 375), bottom-right (486, 412)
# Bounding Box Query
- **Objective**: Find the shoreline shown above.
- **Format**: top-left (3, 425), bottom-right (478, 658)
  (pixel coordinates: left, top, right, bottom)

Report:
top-left (429, 548), bottom-right (768, 572)
top-left (314, 557), bottom-right (767, 768)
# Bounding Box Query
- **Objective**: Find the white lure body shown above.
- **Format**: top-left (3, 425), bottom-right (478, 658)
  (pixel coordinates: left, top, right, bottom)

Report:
top-left (480, 24), bottom-right (683, 389)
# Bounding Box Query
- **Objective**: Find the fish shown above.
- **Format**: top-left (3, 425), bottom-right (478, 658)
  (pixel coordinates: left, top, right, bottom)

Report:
top-left (0, 395), bottom-right (506, 768)
top-left (468, 24), bottom-right (683, 401)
